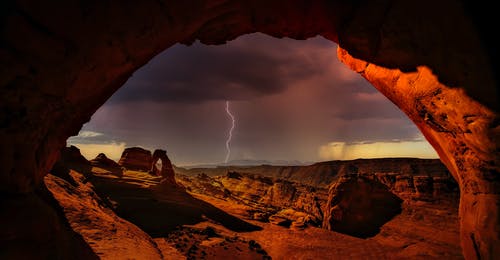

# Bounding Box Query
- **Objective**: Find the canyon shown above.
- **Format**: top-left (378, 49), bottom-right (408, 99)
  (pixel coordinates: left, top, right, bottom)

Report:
top-left (40, 146), bottom-right (462, 259)
top-left (1, 1), bottom-right (498, 258)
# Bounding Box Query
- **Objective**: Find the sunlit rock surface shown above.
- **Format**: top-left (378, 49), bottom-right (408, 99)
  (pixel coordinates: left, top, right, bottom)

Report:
top-left (338, 48), bottom-right (499, 259)
top-left (0, 0), bottom-right (498, 258)
top-left (44, 171), bottom-right (164, 259)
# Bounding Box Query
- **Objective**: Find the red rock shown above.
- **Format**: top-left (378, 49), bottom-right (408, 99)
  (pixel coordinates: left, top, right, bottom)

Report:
top-left (44, 170), bottom-right (163, 258)
top-left (90, 153), bottom-right (120, 168)
top-left (60, 145), bottom-right (90, 165)
top-left (322, 174), bottom-right (403, 238)
top-left (150, 149), bottom-right (176, 185)
top-left (394, 175), bottom-right (415, 194)
top-left (0, 1), bottom-right (497, 257)
top-left (50, 146), bottom-right (90, 185)
top-left (118, 147), bottom-right (152, 171)
top-left (413, 176), bottom-right (433, 199)
top-left (268, 215), bottom-right (291, 227)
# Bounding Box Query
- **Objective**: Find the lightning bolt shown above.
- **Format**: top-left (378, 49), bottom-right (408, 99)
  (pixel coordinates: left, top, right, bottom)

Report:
top-left (224, 101), bottom-right (235, 164)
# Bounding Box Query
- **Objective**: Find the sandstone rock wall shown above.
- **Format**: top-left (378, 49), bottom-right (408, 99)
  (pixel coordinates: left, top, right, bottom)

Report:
top-left (118, 147), bottom-right (152, 171)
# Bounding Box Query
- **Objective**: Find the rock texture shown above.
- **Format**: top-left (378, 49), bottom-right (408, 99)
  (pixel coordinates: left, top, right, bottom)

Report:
top-left (338, 48), bottom-right (499, 259)
top-left (322, 174), bottom-right (403, 238)
top-left (44, 171), bottom-right (164, 259)
top-left (50, 145), bottom-right (91, 185)
top-left (118, 147), bottom-right (152, 171)
top-left (177, 171), bottom-right (327, 227)
top-left (151, 149), bottom-right (176, 185)
top-left (90, 153), bottom-right (120, 169)
top-left (178, 160), bottom-right (462, 256)
top-left (0, 1), bottom-right (498, 258)
top-left (321, 166), bottom-right (460, 237)
top-left (177, 158), bottom-right (451, 188)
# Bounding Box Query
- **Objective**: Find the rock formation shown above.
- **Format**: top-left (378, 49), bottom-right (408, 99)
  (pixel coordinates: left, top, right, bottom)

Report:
top-left (0, 1), bottom-right (498, 258)
top-left (44, 169), bottom-right (164, 258)
top-left (322, 174), bottom-right (403, 238)
top-left (150, 149), bottom-right (176, 185)
top-left (177, 158), bottom-right (452, 188)
top-left (90, 153), bottom-right (120, 168)
top-left (50, 146), bottom-right (90, 185)
top-left (90, 153), bottom-right (123, 177)
top-left (58, 145), bottom-right (91, 166)
top-left (177, 171), bottom-right (328, 226)
top-left (118, 147), bottom-right (152, 171)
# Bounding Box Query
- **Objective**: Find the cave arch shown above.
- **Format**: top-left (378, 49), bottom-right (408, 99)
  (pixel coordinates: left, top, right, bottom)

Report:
top-left (0, 1), bottom-right (498, 259)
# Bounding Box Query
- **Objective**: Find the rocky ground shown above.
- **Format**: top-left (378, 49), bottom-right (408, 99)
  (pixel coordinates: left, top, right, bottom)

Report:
top-left (44, 146), bottom-right (463, 259)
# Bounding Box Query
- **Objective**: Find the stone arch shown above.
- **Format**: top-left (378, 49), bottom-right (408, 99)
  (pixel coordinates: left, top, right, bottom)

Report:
top-left (0, 1), bottom-right (498, 258)
top-left (154, 157), bottom-right (163, 174)
top-left (150, 149), bottom-right (176, 185)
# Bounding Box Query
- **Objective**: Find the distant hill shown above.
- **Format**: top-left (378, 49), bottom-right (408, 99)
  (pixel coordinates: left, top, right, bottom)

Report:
top-left (179, 159), bottom-right (310, 169)
top-left (174, 158), bottom-right (451, 188)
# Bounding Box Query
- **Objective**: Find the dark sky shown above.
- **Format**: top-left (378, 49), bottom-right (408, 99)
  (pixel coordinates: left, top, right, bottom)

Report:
top-left (68, 33), bottom-right (437, 165)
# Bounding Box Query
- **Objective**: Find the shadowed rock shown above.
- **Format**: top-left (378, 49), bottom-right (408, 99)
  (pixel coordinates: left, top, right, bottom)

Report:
top-left (91, 153), bottom-right (120, 168)
top-left (119, 147), bottom-right (152, 171)
top-left (0, 1), bottom-right (498, 257)
top-left (150, 149), bottom-right (176, 185)
top-left (322, 174), bottom-right (403, 238)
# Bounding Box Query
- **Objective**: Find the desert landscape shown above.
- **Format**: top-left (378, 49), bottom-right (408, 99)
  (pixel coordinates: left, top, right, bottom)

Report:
top-left (44, 145), bottom-right (462, 259)
top-left (1, 1), bottom-right (498, 259)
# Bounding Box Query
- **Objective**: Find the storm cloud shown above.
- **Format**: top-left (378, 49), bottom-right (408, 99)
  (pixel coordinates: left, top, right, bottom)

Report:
top-left (108, 34), bottom-right (328, 104)
top-left (71, 33), bottom-right (437, 165)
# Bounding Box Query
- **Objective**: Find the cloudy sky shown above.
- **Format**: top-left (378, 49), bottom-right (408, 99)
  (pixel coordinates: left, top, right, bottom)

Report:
top-left (68, 33), bottom-right (437, 166)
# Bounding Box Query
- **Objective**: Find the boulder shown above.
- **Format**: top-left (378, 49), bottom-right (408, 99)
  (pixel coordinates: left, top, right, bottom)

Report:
top-left (322, 175), bottom-right (403, 238)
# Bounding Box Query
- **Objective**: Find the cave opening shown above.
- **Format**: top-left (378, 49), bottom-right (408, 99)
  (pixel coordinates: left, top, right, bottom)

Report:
top-left (1, 1), bottom-right (498, 259)
top-left (59, 33), bottom-right (462, 258)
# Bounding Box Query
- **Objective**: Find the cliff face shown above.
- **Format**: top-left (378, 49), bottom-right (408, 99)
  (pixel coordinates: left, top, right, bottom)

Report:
top-left (177, 158), bottom-right (452, 187)
top-left (118, 147), bottom-right (152, 171)
top-left (177, 172), bottom-right (328, 227)
top-left (178, 158), bottom-right (459, 231)
top-left (320, 169), bottom-right (460, 253)
top-left (178, 158), bottom-right (460, 255)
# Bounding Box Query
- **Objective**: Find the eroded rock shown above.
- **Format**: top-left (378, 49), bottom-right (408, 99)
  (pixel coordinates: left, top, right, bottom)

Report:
top-left (44, 170), bottom-right (163, 259)
top-left (150, 149), bottom-right (176, 185)
top-left (0, 1), bottom-right (498, 257)
top-left (322, 174), bottom-right (403, 238)
top-left (118, 147), bottom-right (152, 171)
top-left (90, 153), bottom-right (120, 168)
